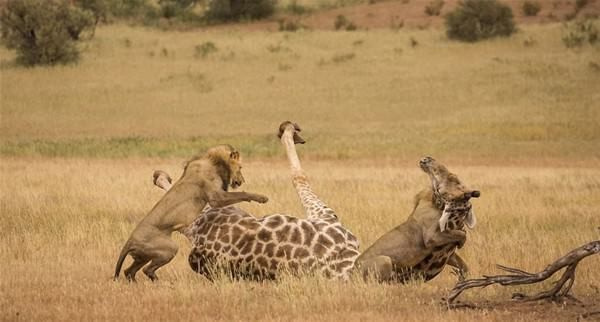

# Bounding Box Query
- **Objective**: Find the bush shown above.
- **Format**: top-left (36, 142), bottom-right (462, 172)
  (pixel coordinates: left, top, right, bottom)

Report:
top-left (424, 0), bottom-right (445, 16)
top-left (576, 0), bottom-right (589, 11)
top-left (205, 0), bottom-right (275, 21)
top-left (522, 1), bottom-right (541, 17)
top-left (194, 41), bottom-right (218, 58)
top-left (562, 19), bottom-right (598, 48)
top-left (286, 0), bottom-right (312, 15)
top-left (75, 0), bottom-right (108, 24)
top-left (158, 0), bottom-right (200, 19)
top-left (334, 15), bottom-right (357, 31)
top-left (278, 19), bottom-right (301, 32)
top-left (445, 0), bottom-right (516, 42)
top-left (106, 0), bottom-right (153, 18)
top-left (0, 0), bottom-right (95, 66)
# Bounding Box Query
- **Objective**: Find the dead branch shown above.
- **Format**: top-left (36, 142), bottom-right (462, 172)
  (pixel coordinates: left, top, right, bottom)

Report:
top-left (446, 240), bottom-right (600, 304)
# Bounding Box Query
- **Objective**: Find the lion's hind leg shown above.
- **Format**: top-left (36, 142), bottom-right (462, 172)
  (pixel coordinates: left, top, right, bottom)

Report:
top-left (359, 255), bottom-right (394, 282)
top-left (124, 255), bottom-right (150, 282)
top-left (142, 237), bottom-right (179, 281)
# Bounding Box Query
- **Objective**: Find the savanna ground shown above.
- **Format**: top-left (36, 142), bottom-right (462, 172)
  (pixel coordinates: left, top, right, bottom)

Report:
top-left (1, 4), bottom-right (600, 321)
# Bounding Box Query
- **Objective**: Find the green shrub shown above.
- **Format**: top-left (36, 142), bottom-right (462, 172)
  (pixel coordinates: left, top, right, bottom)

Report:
top-left (331, 52), bottom-right (355, 63)
top-left (194, 41), bottom-right (218, 58)
top-left (522, 1), bottom-right (541, 17)
top-left (158, 0), bottom-right (200, 19)
top-left (205, 0), bottom-right (275, 21)
top-left (286, 0), bottom-right (312, 15)
top-left (61, 5), bottom-right (96, 40)
top-left (75, 0), bottom-right (108, 24)
top-left (424, 0), bottom-right (444, 16)
top-left (278, 19), bottom-right (301, 32)
top-left (576, 0), bottom-right (589, 11)
top-left (445, 0), bottom-right (516, 42)
top-left (0, 0), bottom-right (95, 66)
top-left (562, 19), bottom-right (598, 48)
top-left (334, 15), bottom-right (357, 31)
top-left (106, 0), bottom-right (153, 18)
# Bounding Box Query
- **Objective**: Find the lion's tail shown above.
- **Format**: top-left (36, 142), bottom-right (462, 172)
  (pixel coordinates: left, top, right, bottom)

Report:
top-left (114, 242), bottom-right (131, 280)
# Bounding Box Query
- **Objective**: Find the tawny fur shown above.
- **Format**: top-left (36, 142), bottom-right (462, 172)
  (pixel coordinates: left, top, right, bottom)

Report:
top-left (356, 157), bottom-right (479, 282)
top-left (114, 145), bottom-right (268, 282)
top-left (152, 122), bottom-right (360, 280)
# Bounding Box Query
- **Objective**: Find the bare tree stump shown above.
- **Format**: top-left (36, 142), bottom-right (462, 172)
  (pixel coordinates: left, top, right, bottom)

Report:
top-left (446, 240), bottom-right (600, 304)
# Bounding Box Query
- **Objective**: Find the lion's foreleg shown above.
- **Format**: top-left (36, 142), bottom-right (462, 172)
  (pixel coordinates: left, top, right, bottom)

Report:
top-left (206, 190), bottom-right (268, 208)
top-left (423, 226), bottom-right (466, 249)
top-left (447, 253), bottom-right (469, 281)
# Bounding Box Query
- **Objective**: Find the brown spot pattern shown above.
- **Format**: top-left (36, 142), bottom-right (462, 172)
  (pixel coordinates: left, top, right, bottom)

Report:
top-left (187, 201), bottom-right (360, 281)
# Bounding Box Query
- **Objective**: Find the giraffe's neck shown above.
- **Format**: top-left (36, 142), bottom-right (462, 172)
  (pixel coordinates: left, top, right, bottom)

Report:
top-left (281, 131), bottom-right (304, 177)
top-left (281, 132), bottom-right (337, 222)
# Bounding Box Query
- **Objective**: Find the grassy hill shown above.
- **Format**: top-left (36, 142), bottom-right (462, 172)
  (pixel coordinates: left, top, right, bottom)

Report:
top-left (1, 23), bottom-right (599, 163)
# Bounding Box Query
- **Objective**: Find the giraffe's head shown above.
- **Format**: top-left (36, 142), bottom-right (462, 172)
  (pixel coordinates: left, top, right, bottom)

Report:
top-left (205, 144), bottom-right (245, 190)
top-left (278, 121), bottom-right (306, 144)
top-left (419, 156), bottom-right (480, 232)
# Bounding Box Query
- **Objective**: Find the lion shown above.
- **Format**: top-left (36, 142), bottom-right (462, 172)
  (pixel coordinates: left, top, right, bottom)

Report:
top-left (114, 144), bottom-right (269, 282)
top-left (356, 156), bottom-right (479, 282)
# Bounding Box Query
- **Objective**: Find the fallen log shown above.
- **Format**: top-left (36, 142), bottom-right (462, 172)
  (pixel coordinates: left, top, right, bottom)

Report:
top-left (446, 240), bottom-right (600, 304)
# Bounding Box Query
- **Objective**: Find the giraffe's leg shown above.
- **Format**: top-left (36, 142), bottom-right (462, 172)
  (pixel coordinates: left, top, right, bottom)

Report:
top-left (142, 237), bottom-right (179, 282)
top-left (447, 253), bottom-right (469, 281)
top-left (124, 256), bottom-right (150, 282)
top-left (359, 255), bottom-right (394, 282)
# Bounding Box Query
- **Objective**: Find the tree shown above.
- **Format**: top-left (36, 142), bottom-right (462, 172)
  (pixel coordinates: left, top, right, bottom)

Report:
top-left (0, 0), bottom-right (95, 66)
top-left (445, 0), bottom-right (515, 42)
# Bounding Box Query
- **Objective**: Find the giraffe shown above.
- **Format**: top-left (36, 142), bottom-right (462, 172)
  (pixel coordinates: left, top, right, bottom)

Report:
top-left (356, 156), bottom-right (480, 283)
top-left (152, 122), bottom-right (360, 280)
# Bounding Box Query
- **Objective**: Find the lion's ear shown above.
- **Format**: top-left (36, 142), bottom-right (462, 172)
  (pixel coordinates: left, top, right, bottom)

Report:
top-left (230, 151), bottom-right (240, 161)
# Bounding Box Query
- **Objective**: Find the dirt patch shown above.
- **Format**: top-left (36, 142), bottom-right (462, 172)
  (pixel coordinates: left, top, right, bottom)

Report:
top-left (214, 0), bottom-right (600, 31)
top-left (447, 297), bottom-right (600, 321)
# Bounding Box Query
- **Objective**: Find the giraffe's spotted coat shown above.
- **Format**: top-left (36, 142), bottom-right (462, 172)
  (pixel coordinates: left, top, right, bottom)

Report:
top-left (185, 123), bottom-right (360, 280)
top-left (186, 207), bottom-right (359, 280)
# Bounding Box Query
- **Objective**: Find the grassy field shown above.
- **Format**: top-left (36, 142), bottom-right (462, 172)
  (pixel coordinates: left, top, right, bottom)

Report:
top-left (1, 158), bottom-right (599, 321)
top-left (1, 23), bottom-right (599, 161)
top-left (1, 21), bottom-right (600, 321)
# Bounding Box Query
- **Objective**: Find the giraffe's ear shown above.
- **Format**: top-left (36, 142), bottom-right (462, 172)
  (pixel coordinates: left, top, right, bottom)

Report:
top-left (465, 208), bottom-right (476, 229)
top-left (439, 207), bottom-right (451, 232)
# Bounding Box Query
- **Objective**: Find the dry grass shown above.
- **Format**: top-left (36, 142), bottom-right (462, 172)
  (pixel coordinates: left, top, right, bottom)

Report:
top-left (1, 157), bottom-right (599, 321)
top-left (1, 23), bottom-right (599, 161)
top-left (1, 21), bottom-right (600, 321)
